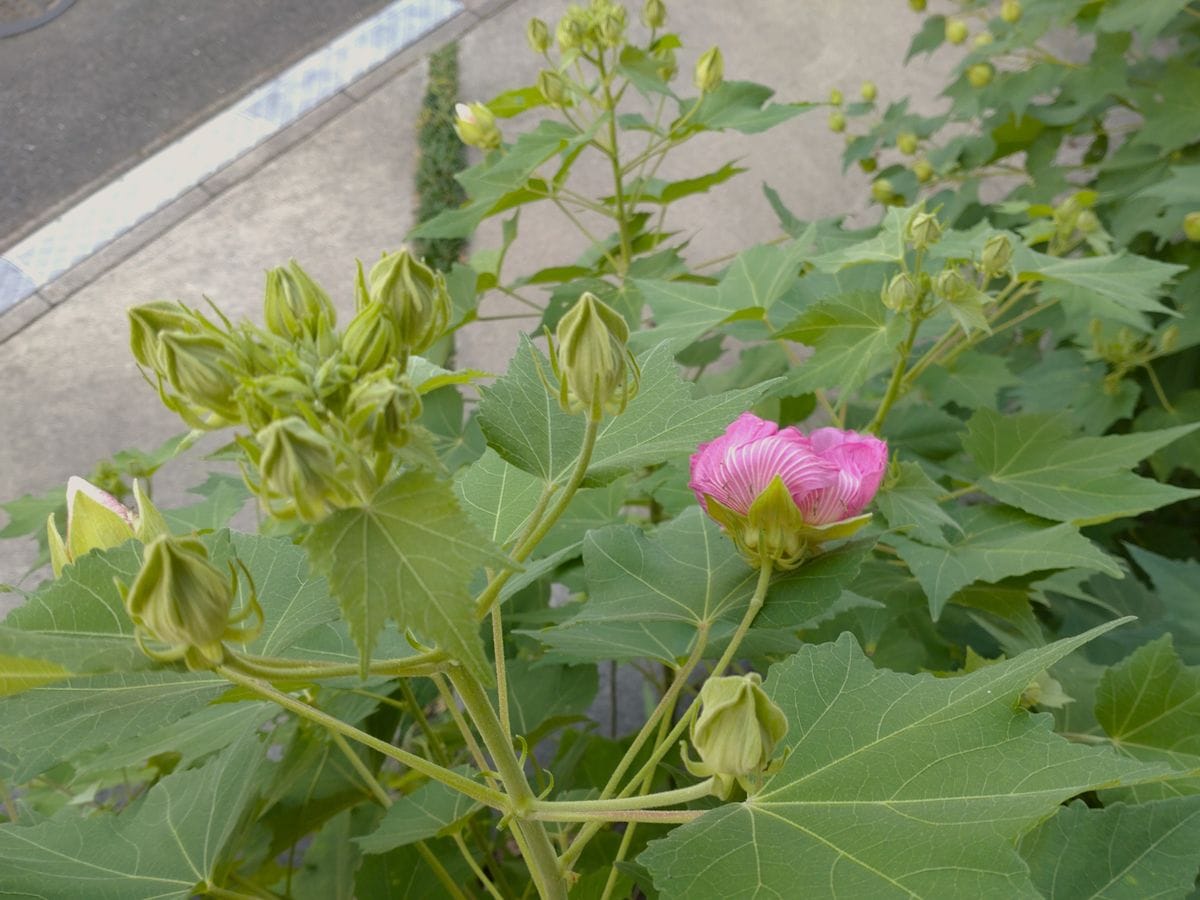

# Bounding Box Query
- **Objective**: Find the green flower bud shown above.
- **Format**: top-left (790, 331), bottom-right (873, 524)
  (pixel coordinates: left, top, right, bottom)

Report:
top-left (159, 331), bottom-right (244, 421)
top-left (974, 32), bottom-right (994, 48)
top-left (1076, 209), bottom-right (1099, 234)
top-left (967, 63), bottom-right (994, 88)
top-left (122, 535), bottom-right (249, 669)
top-left (526, 17), bottom-right (550, 53)
top-left (642, 0), bottom-right (666, 29)
top-left (897, 131), bottom-right (919, 155)
top-left (346, 370), bottom-right (421, 452)
top-left (256, 417), bottom-right (345, 523)
top-left (537, 69), bottom-right (568, 106)
top-left (556, 8), bottom-right (588, 50)
top-left (128, 301), bottom-right (197, 369)
top-left (908, 0), bottom-right (926, 10)
top-left (343, 300), bottom-right (402, 374)
top-left (871, 178), bottom-right (896, 204)
top-left (367, 249), bottom-right (452, 356)
top-left (945, 18), bottom-right (969, 44)
top-left (827, 110), bottom-right (846, 133)
top-left (860, 81), bottom-right (877, 102)
top-left (935, 267), bottom-right (972, 303)
top-left (553, 292), bottom-right (639, 420)
top-left (882, 272), bottom-right (920, 312)
top-left (906, 210), bottom-right (943, 249)
top-left (694, 46), bottom-right (723, 94)
top-left (47, 477), bottom-right (136, 577)
top-left (453, 102), bottom-right (501, 151)
top-left (595, 4), bottom-right (626, 46)
top-left (859, 157), bottom-right (878, 173)
top-left (1001, 0), bottom-right (1022, 23)
top-left (980, 233), bottom-right (1014, 276)
top-left (688, 673), bottom-right (788, 795)
top-left (1158, 324), bottom-right (1180, 354)
top-left (263, 260), bottom-right (336, 342)
top-left (1184, 211), bottom-right (1200, 242)
top-left (828, 87), bottom-right (844, 106)
top-left (913, 158), bottom-right (934, 183)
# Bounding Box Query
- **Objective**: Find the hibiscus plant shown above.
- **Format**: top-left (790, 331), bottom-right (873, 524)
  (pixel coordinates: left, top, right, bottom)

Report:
top-left (2, 0), bottom-right (1199, 897)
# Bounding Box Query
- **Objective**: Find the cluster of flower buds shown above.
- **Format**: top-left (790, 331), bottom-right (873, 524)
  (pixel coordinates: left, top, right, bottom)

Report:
top-left (548, 0), bottom-right (628, 54)
top-left (547, 292), bottom-right (640, 422)
top-left (684, 673), bottom-right (789, 798)
top-left (47, 476), bottom-right (167, 577)
top-left (118, 535), bottom-right (262, 670)
top-left (129, 250), bottom-right (447, 523)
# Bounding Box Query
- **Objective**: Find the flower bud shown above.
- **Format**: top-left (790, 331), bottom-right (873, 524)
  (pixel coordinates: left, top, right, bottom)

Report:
top-left (556, 9), bottom-right (587, 50)
top-left (346, 371), bottom-right (421, 452)
top-left (263, 261), bottom-right (335, 342)
top-left (595, 4), bottom-right (626, 46)
top-left (828, 88), bottom-right (844, 106)
top-left (537, 69), bottom-right (568, 105)
top-left (913, 159), bottom-right (934, 183)
top-left (642, 0), bottom-right (666, 29)
top-left (159, 331), bottom-right (244, 421)
top-left (945, 18), bottom-right (969, 44)
top-left (256, 417), bottom-right (345, 522)
top-left (553, 292), bottom-right (639, 420)
top-left (1076, 209), bottom-right (1099, 234)
top-left (908, 0), bottom-right (926, 10)
top-left (827, 110), bottom-right (846, 133)
top-left (906, 210), bottom-right (943, 249)
top-left (980, 233), bottom-right (1014, 276)
top-left (1185, 211), bottom-right (1200, 242)
top-left (897, 131), bottom-right (918, 155)
top-left (859, 157), bottom-right (878, 173)
top-left (344, 300), bottom-right (402, 374)
top-left (871, 178), bottom-right (896, 204)
top-left (1001, 0), bottom-right (1022, 23)
top-left (128, 301), bottom-right (196, 369)
top-left (122, 536), bottom-right (244, 669)
top-left (859, 81), bottom-right (877, 102)
top-left (1159, 324), bottom-right (1180, 354)
top-left (935, 267), bottom-right (972, 303)
top-left (367, 249), bottom-right (452, 356)
top-left (526, 17), bottom-right (551, 53)
top-left (47, 477), bottom-right (142, 577)
top-left (453, 102), bottom-right (501, 151)
top-left (882, 272), bottom-right (921, 312)
top-left (974, 32), bottom-right (994, 47)
top-left (694, 46), bottom-right (723, 94)
top-left (967, 63), bottom-right (994, 88)
top-left (687, 673), bottom-right (788, 796)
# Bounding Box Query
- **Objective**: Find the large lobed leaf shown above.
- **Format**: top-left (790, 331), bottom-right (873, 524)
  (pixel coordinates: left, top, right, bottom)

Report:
top-left (642, 622), bottom-right (1162, 899)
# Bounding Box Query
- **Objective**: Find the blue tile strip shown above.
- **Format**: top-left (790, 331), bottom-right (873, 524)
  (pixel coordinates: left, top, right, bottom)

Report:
top-left (0, 0), bottom-right (463, 313)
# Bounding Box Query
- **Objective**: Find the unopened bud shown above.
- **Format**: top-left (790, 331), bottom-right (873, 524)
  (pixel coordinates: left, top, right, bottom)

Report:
top-left (974, 32), bottom-right (994, 47)
top-left (860, 81), bottom-right (877, 102)
top-left (828, 88), bottom-right (843, 106)
top-left (908, 0), bottom-right (926, 10)
top-left (906, 210), bottom-right (943, 249)
top-left (553, 292), bottom-right (639, 420)
top-left (1001, 0), bottom-right (1022, 23)
top-left (526, 17), bottom-right (550, 53)
top-left (367, 249), bottom-right (452, 356)
top-left (980, 233), bottom-right (1014, 276)
top-left (882, 272), bottom-right (920, 312)
top-left (913, 159), bottom-right (934, 183)
top-left (828, 111), bottom-right (846, 133)
top-left (453, 102), bottom-right (501, 151)
top-left (967, 63), bottom-right (994, 88)
top-left (642, 0), bottom-right (666, 28)
top-left (159, 331), bottom-right (243, 421)
top-left (935, 267), bottom-right (972, 303)
top-left (1185, 211), bottom-right (1200, 242)
top-left (537, 69), bottom-right (568, 105)
top-left (897, 132), bottom-right (918, 155)
top-left (694, 46), bottom-right (723, 94)
top-left (687, 673), bottom-right (788, 797)
top-left (595, 4), bottom-right (626, 46)
top-left (945, 18), bottom-right (969, 44)
top-left (859, 157), bottom-right (878, 173)
top-left (256, 418), bottom-right (345, 523)
top-left (264, 261), bottom-right (335, 342)
top-left (1159, 324), bottom-right (1180, 354)
top-left (1076, 210), bottom-right (1100, 234)
top-left (556, 10), bottom-right (587, 50)
top-left (128, 301), bottom-right (196, 369)
top-left (344, 300), bottom-right (402, 374)
top-left (871, 178), bottom-right (896, 204)
top-left (346, 371), bottom-right (421, 453)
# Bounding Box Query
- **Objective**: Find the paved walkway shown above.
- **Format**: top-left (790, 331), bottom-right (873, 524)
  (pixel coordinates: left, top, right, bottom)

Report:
top-left (0, 0), bottom-right (956, 588)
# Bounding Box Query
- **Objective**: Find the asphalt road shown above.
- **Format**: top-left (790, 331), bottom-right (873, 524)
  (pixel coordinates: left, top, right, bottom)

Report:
top-left (0, 0), bottom-right (394, 249)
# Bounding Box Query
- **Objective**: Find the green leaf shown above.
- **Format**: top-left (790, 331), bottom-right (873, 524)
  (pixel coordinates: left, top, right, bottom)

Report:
top-left (625, 161), bottom-right (746, 205)
top-left (641, 622), bottom-right (1153, 899)
top-left (629, 279), bottom-right (732, 352)
top-left (917, 352), bottom-right (1017, 410)
top-left (0, 654), bottom-right (71, 696)
top-left (162, 473), bottom-right (250, 534)
top-left (776, 291), bottom-right (906, 395)
top-left (716, 240), bottom-right (809, 313)
top-left (305, 471), bottom-right (505, 682)
top-left (531, 509), bottom-right (863, 664)
top-left (906, 13), bottom-right (946, 60)
top-left (890, 504), bottom-right (1121, 619)
top-left (1132, 61), bottom-right (1200, 152)
top-left (355, 838), bottom-right (471, 899)
top-left (0, 729), bottom-right (269, 898)
top-left (962, 409), bottom-right (1200, 525)
top-left (501, 658), bottom-right (599, 744)
top-left (873, 461), bottom-right (961, 544)
top-left (808, 206), bottom-right (910, 270)
top-left (478, 339), bottom-right (776, 485)
top-left (1013, 349), bottom-right (1139, 434)
top-left (357, 773), bottom-right (483, 854)
top-left (1135, 389), bottom-right (1200, 479)
top-left (455, 448), bottom-right (545, 546)
top-left (1020, 797), bottom-right (1200, 900)
top-left (680, 81), bottom-right (810, 134)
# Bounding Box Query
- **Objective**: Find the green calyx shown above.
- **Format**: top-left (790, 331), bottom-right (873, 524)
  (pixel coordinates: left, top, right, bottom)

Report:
top-left (366, 249), bottom-right (452, 356)
top-left (685, 672), bottom-right (789, 797)
top-left (550, 291), bottom-right (640, 421)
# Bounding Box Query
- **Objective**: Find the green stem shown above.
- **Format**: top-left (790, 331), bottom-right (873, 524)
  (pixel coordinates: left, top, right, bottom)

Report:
top-left (416, 841), bottom-right (473, 900)
top-left (866, 313), bottom-right (922, 435)
top-left (398, 679), bottom-right (450, 766)
top-left (330, 731), bottom-right (393, 808)
top-left (1144, 362), bottom-right (1176, 414)
top-left (534, 778), bottom-right (714, 816)
top-left (454, 832), bottom-right (505, 900)
top-left (596, 55), bottom-right (633, 274)
top-left (531, 808), bottom-right (704, 824)
top-left (451, 669), bottom-right (567, 900)
top-left (475, 415), bottom-right (601, 619)
top-left (216, 665), bottom-right (507, 811)
top-left (492, 605), bottom-right (511, 737)
top-left (229, 648), bottom-right (447, 680)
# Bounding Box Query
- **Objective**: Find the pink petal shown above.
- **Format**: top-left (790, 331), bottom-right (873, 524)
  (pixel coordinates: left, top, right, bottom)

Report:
top-left (65, 476), bottom-right (135, 531)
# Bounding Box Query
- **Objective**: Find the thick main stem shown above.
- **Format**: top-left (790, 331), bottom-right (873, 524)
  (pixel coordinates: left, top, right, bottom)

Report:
top-left (866, 314), bottom-right (922, 435)
top-left (451, 669), bottom-right (567, 900)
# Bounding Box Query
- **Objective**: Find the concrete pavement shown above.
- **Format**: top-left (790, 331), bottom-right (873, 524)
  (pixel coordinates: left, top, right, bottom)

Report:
top-left (0, 0), bottom-right (957, 591)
